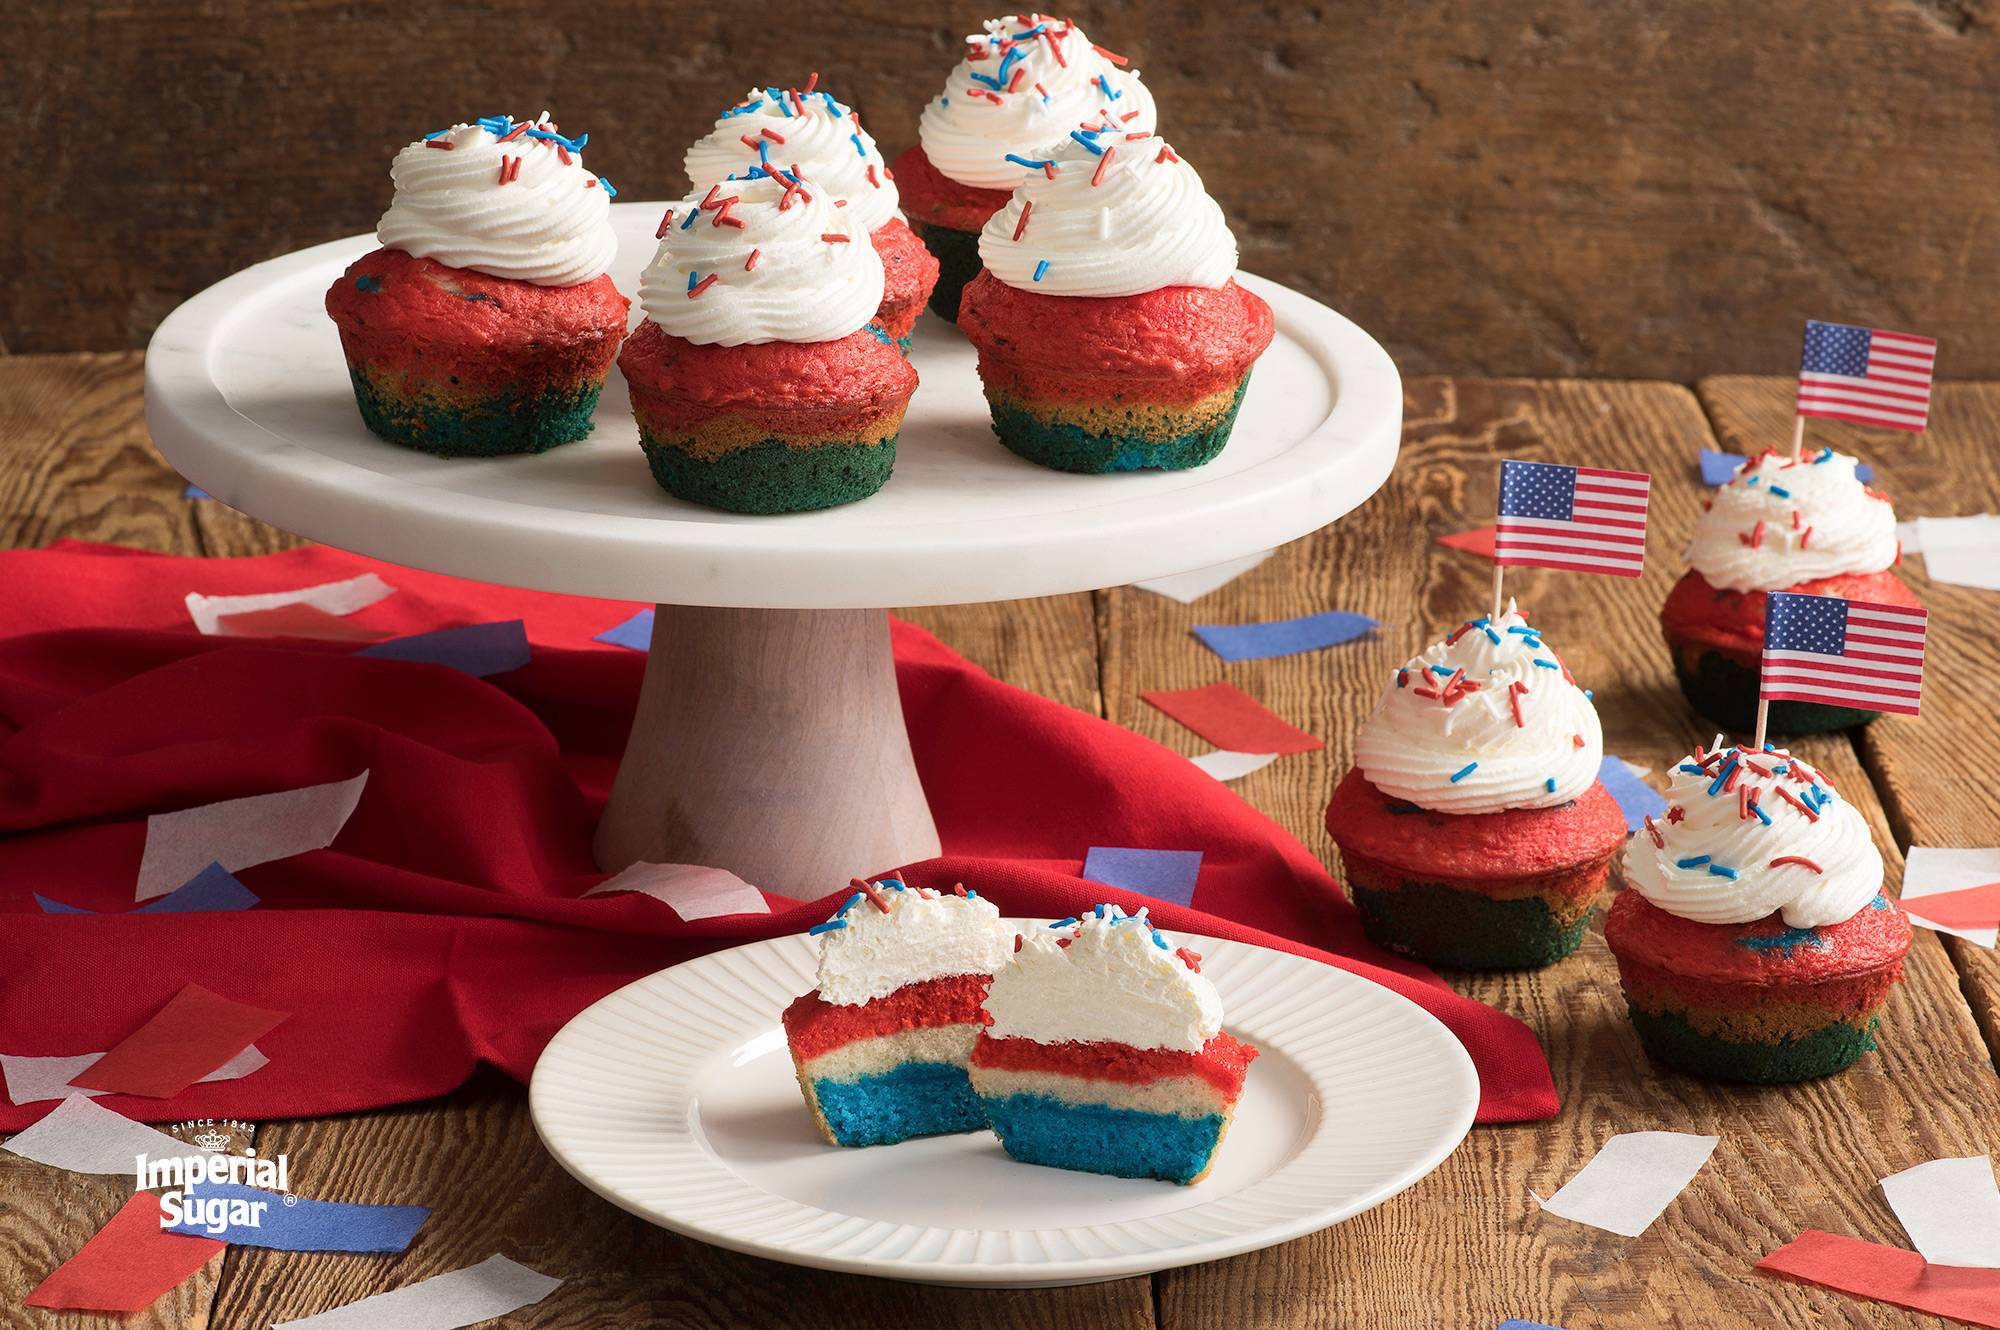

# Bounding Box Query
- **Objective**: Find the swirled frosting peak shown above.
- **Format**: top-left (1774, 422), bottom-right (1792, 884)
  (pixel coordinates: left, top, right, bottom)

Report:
top-left (1687, 447), bottom-right (1897, 592)
top-left (918, 15), bottom-right (1158, 191)
top-left (983, 905), bottom-right (1221, 1052)
top-left (1353, 602), bottom-right (1603, 814)
top-left (1623, 737), bottom-right (1883, 928)
top-left (684, 81), bottom-right (899, 235)
top-left (978, 132), bottom-right (1238, 296)
top-left (636, 168), bottom-right (884, 346)
top-left (376, 113), bottom-right (618, 287)
top-left (812, 881), bottom-right (1014, 1006)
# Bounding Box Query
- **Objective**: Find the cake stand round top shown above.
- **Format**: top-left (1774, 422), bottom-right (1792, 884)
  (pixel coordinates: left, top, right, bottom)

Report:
top-left (145, 203), bottom-right (1400, 609)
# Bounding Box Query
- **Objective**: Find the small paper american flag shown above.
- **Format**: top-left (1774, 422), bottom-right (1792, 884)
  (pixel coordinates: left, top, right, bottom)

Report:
top-left (1762, 591), bottom-right (1927, 716)
top-left (1494, 460), bottom-right (1651, 578)
top-left (1796, 320), bottom-right (1937, 433)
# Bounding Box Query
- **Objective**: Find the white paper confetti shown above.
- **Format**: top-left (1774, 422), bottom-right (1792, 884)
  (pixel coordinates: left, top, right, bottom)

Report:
top-left (584, 862), bottom-right (768, 922)
top-left (184, 573), bottom-right (394, 636)
top-left (1, 1096), bottom-right (203, 1175)
top-left (135, 772), bottom-right (369, 901)
top-left (1896, 519), bottom-right (1923, 554)
top-left (1881, 1155), bottom-right (2000, 1268)
top-left (272, 1254), bottom-right (560, 1330)
top-left (2, 1044), bottom-right (268, 1106)
top-left (1534, 1131), bottom-right (1718, 1237)
top-left (1902, 847), bottom-right (2000, 948)
top-left (1915, 514), bottom-right (2000, 591)
top-left (1132, 550), bottom-right (1274, 604)
top-left (1187, 750), bottom-right (1280, 781)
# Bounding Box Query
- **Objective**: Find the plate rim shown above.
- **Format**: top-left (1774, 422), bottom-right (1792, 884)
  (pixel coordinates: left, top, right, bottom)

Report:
top-left (527, 927), bottom-right (1478, 1287)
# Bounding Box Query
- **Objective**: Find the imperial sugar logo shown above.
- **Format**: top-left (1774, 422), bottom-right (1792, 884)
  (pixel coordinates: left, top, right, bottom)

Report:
top-left (139, 1121), bottom-right (294, 1234)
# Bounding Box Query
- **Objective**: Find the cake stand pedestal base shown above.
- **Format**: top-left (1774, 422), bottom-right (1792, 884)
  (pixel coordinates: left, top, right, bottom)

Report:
top-left (592, 605), bottom-right (940, 900)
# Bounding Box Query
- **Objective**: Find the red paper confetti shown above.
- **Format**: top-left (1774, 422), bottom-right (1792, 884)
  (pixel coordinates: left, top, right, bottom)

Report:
top-left (213, 603), bottom-right (393, 642)
top-left (1436, 526), bottom-right (1497, 560)
top-left (1899, 880), bottom-right (2000, 930)
top-left (69, 983), bottom-right (288, 1099)
top-left (26, 1193), bottom-right (223, 1312)
top-left (1139, 682), bottom-right (1322, 755)
top-left (1758, 1229), bottom-right (2000, 1327)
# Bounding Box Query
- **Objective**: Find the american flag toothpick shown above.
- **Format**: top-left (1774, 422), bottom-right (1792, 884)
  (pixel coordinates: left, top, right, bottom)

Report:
top-left (1756, 590), bottom-right (1928, 747)
top-left (1790, 320), bottom-right (1938, 458)
top-left (1489, 460), bottom-right (1652, 617)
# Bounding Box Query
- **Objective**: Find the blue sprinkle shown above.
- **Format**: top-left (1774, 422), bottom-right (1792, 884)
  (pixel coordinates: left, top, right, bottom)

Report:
top-left (1770, 485), bottom-right (1791, 498)
top-left (686, 270), bottom-right (699, 293)
top-left (808, 919), bottom-right (847, 935)
top-left (1751, 803), bottom-right (1773, 825)
top-left (597, 176), bottom-right (616, 197)
top-left (572, 132), bottom-right (588, 149)
top-left (1093, 904), bottom-right (1106, 918)
top-left (1004, 152), bottom-right (1054, 170)
top-left (1469, 617), bottom-right (1492, 627)
top-left (1033, 259), bottom-right (1049, 281)
top-left (1096, 74), bottom-right (1122, 100)
top-left (1545, 777), bottom-right (1557, 793)
top-left (850, 133), bottom-right (866, 156)
top-left (881, 879), bottom-right (907, 890)
top-left (1707, 759), bottom-right (1738, 796)
top-left (1746, 476), bottom-right (1762, 487)
top-left (1506, 626), bottom-right (1537, 635)
top-left (1584, 690), bottom-right (1594, 699)
top-left (423, 128), bottom-right (450, 140)
top-left (1708, 863), bottom-right (1739, 879)
top-left (1679, 763), bottom-right (1705, 774)
top-left (941, 97), bottom-right (949, 106)
top-left (1152, 931), bottom-right (1169, 949)
top-left (838, 892), bottom-right (863, 915)
top-left (965, 889), bottom-right (978, 898)
top-left (1482, 627), bottom-right (1502, 644)
top-left (1428, 665), bottom-right (1455, 677)
top-left (1050, 916), bottom-right (1078, 929)
top-left (1532, 658), bottom-right (1559, 669)
top-left (1677, 855), bottom-right (1712, 868)
top-left (968, 71), bottom-right (1004, 91)
top-left (680, 209), bottom-right (699, 231)
top-left (1068, 130), bottom-right (1106, 154)
top-left (1449, 762), bottom-right (1479, 783)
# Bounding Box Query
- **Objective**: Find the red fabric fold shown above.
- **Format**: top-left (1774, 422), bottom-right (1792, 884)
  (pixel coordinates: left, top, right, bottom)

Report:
top-left (0, 541), bottom-right (1557, 1128)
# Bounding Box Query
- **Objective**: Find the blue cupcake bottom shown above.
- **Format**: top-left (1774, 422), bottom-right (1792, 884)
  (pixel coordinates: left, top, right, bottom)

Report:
top-left (979, 1092), bottom-right (1227, 1185)
top-left (811, 1062), bottom-right (985, 1147)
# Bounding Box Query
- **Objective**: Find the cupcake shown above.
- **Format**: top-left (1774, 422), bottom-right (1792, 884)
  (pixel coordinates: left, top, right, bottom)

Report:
top-left (1661, 447), bottom-right (1919, 735)
top-left (324, 113), bottom-right (628, 456)
top-left (1605, 738), bottom-right (1911, 1082)
top-left (1324, 604), bottom-right (1628, 969)
top-left (621, 169), bottom-right (918, 513)
top-left (956, 134), bottom-right (1273, 473)
top-left (783, 880), bottom-right (1015, 1147)
top-left (892, 14), bottom-right (1156, 320)
top-left (968, 905), bottom-right (1257, 1185)
top-left (683, 80), bottom-right (939, 353)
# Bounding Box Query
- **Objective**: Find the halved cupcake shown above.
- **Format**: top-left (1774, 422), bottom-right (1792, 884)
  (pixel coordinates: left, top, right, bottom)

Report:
top-left (892, 14), bottom-right (1156, 320)
top-left (783, 881), bottom-right (1015, 1147)
top-left (969, 905), bottom-right (1257, 1185)
top-left (1606, 738), bottom-right (1911, 1082)
top-left (683, 79), bottom-right (938, 352)
top-left (325, 113), bottom-right (627, 456)
top-left (622, 169), bottom-right (918, 513)
top-left (957, 132), bottom-right (1272, 473)
top-left (1662, 447), bottom-right (1917, 735)
top-left (1324, 604), bottom-right (1627, 969)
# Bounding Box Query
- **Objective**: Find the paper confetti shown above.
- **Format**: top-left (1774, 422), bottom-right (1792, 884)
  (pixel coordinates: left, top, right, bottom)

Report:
top-left (1700, 449), bottom-right (1872, 486)
top-left (25, 1192), bottom-right (223, 1313)
top-left (1899, 880), bottom-right (2000, 932)
top-left (1915, 514), bottom-right (2000, 591)
top-left (1902, 848), bottom-right (2000, 947)
top-left (1759, 1229), bottom-right (2000, 1327)
top-left (2, 1096), bottom-right (199, 1174)
top-left (185, 573), bottom-right (393, 636)
top-left (1437, 526), bottom-right (1496, 560)
top-left (1896, 519), bottom-right (1923, 553)
top-left (136, 771), bottom-right (368, 901)
top-left (1496, 1322), bottom-right (1566, 1330)
top-left (1132, 550), bottom-right (1274, 604)
top-left (595, 608), bottom-right (656, 652)
top-left (1083, 847), bottom-right (1203, 907)
top-left (163, 1182), bottom-right (431, 1252)
top-left (3, 1045), bottom-right (268, 1107)
top-left (583, 862), bottom-right (768, 922)
top-left (271, 1253), bottom-right (561, 1330)
top-left (216, 602), bottom-right (394, 641)
top-left (1192, 610), bottom-right (1378, 662)
top-left (69, 983), bottom-right (288, 1099)
top-left (1881, 1156), bottom-right (2000, 1268)
top-left (357, 620), bottom-right (531, 677)
top-left (1140, 682), bottom-right (1323, 755)
top-left (183, 483), bottom-right (212, 500)
top-left (1187, 750), bottom-right (1280, 781)
top-left (1534, 1131), bottom-right (1718, 1236)
top-left (39, 863), bottom-right (259, 916)
top-left (1597, 755), bottom-right (1668, 834)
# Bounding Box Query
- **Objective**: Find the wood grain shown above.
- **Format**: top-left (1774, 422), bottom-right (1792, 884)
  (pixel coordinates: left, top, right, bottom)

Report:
top-left (1698, 375), bottom-right (2000, 1065)
top-left (9, 3), bottom-right (2000, 379)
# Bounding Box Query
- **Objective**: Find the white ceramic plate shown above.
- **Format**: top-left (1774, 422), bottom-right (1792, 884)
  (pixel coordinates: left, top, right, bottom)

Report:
top-left (143, 203), bottom-right (1401, 608)
top-left (529, 928), bottom-right (1478, 1287)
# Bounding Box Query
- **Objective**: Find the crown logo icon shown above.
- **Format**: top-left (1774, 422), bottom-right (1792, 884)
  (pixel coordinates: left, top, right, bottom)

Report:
top-left (191, 1129), bottom-right (232, 1152)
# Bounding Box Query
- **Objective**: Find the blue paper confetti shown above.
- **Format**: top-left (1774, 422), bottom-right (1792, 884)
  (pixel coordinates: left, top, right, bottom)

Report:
top-left (358, 621), bottom-right (530, 677)
top-left (1699, 448), bottom-right (1871, 486)
top-left (36, 863), bottom-right (258, 915)
top-left (1191, 610), bottom-right (1378, 662)
top-left (183, 483), bottom-right (211, 500)
top-left (1497, 1322), bottom-right (1568, 1330)
top-left (1082, 847), bottom-right (1203, 908)
top-left (162, 1181), bottom-right (430, 1252)
top-left (1598, 754), bottom-right (1668, 833)
top-left (594, 609), bottom-right (655, 652)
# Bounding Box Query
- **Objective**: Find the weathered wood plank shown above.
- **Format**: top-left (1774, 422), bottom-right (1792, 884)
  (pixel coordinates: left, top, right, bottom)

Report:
top-left (1128, 379), bottom-right (2000, 1328)
top-left (1698, 375), bottom-right (2000, 1065)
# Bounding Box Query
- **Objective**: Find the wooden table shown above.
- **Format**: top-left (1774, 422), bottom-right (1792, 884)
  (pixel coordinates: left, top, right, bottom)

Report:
top-left (4, 355), bottom-right (1998, 1329)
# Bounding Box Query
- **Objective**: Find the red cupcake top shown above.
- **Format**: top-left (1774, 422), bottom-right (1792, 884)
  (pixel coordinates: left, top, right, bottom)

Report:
top-left (1605, 887), bottom-right (1910, 984)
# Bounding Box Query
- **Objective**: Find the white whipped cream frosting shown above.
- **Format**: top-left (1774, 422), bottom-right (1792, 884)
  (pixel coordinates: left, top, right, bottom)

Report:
top-left (978, 133), bottom-right (1237, 296)
top-left (814, 883), bottom-right (1015, 1006)
top-left (684, 85), bottom-right (899, 235)
top-left (918, 15), bottom-right (1158, 191)
top-left (1687, 449), bottom-right (1898, 592)
top-left (983, 906), bottom-right (1221, 1052)
top-left (1623, 738), bottom-right (1883, 928)
top-left (1353, 603), bottom-right (1603, 815)
top-left (637, 172), bottom-right (884, 346)
top-left (376, 114), bottom-right (617, 287)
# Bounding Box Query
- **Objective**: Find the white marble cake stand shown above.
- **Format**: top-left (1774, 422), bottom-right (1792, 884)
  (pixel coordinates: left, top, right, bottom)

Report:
top-left (144, 203), bottom-right (1401, 898)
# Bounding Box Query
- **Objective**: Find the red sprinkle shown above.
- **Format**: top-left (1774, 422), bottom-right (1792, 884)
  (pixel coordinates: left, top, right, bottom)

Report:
top-left (1035, 81), bottom-right (1049, 99)
top-left (821, 232), bottom-right (851, 242)
top-left (1042, 161), bottom-right (1057, 179)
top-left (1666, 804), bottom-right (1686, 824)
top-left (555, 144), bottom-right (571, 165)
top-left (803, 70), bottom-right (819, 93)
top-left (1121, 109), bottom-right (1141, 122)
top-left (498, 123), bottom-right (529, 143)
top-left (656, 209), bottom-right (675, 238)
top-left (1012, 200), bottom-right (1033, 241)
top-left (1738, 783), bottom-right (1752, 819)
top-left (866, 164), bottom-right (880, 188)
top-left (1508, 684), bottom-right (1525, 728)
top-left (1008, 67), bottom-right (1027, 92)
top-left (1572, 734), bottom-right (1585, 748)
top-left (1013, 933), bottom-right (1023, 952)
top-left (740, 134), bottom-right (761, 150)
top-left (687, 273), bottom-right (719, 298)
top-left (852, 876), bottom-right (892, 913)
top-left (1800, 525), bottom-right (1813, 549)
top-left (425, 139), bottom-right (455, 150)
top-left (1155, 146), bottom-right (1180, 164)
top-left (761, 127), bottom-right (786, 144)
top-left (1769, 855), bottom-right (1825, 873)
top-left (1092, 43), bottom-right (1130, 65)
top-left (701, 183), bottom-right (722, 209)
top-left (1644, 815), bottom-right (1665, 849)
top-left (1771, 784), bottom-right (1819, 822)
top-left (1174, 946), bottom-right (1202, 973)
top-left (744, 249), bottom-right (760, 271)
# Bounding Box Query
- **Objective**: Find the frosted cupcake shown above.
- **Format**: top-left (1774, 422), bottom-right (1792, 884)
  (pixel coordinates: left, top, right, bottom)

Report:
top-left (892, 14), bottom-right (1156, 319)
top-left (325, 114), bottom-right (627, 456)
top-left (957, 133), bottom-right (1273, 473)
top-left (621, 170), bottom-right (918, 514)
top-left (968, 905), bottom-right (1258, 1185)
top-left (1606, 738), bottom-right (1911, 1082)
top-left (684, 80), bottom-right (939, 353)
top-left (1661, 448), bottom-right (1919, 735)
top-left (1324, 604), bottom-right (1628, 968)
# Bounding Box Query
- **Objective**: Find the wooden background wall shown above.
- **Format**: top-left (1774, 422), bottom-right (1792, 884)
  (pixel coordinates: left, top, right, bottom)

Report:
top-left (5, 1), bottom-right (1996, 377)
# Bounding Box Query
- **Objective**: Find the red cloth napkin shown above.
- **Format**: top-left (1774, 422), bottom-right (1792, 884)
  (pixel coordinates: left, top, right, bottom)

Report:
top-left (0, 541), bottom-right (1557, 1128)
